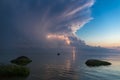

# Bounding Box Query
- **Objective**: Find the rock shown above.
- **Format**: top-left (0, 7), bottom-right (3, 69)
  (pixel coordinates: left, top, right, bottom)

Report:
top-left (11, 56), bottom-right (32, 66)
top-left (57, 53), bottom-right (60, 56)
top-left (0, 64), bottom-right (30, 77)
top-left (85, 59), bottom-right (111, 67)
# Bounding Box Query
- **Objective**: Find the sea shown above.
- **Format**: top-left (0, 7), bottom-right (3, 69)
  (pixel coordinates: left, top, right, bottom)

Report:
top-left (0, 48), bottom-right (120, 80)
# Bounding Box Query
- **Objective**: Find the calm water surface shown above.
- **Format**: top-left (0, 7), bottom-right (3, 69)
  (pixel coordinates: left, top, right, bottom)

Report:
top-left (0, 49), bottom-right (120, 80)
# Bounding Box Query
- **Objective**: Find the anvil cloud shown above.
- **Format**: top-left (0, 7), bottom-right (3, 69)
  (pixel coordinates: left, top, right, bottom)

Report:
top-left (0, 0), bottom-right (95, 49)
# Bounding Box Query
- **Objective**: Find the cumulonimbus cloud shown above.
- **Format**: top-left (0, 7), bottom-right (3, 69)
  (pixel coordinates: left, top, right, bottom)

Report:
top-left (0, 0), bottom-right (95, 49)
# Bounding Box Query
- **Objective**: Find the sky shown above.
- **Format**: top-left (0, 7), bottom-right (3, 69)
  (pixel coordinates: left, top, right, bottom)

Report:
top-left (76, 0), bottom-right (120, 48)
top-left (0, 0), bottom-right (119, 51)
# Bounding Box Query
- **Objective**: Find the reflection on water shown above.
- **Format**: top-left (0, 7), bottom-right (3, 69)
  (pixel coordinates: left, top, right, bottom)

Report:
top-left (26, 48), bottom-right (78, 80)
top-left (40, 48), bottom-right (78, 80)
top-left (0, 49), bottom-right (120, 80)
top-left (43, 64), bottom-right (78, 80)
top-left (72, 47), bottom-right (76, 62)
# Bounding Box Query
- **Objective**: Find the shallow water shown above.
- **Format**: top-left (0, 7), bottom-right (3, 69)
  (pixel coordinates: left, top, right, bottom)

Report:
top-left (0, 49), bottom-right (120, 80)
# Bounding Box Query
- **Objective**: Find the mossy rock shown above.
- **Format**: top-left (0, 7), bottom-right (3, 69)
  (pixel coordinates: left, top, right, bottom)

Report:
top-left (85, 59), bottom-right (111, 67)
top-left (11, 56), bottom-right (32, 66)
top-left (0, 64), bottom-right (30, 77)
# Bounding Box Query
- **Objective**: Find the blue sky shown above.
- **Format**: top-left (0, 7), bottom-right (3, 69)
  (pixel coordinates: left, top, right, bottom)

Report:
top-left (76, 0), bottom-right (120, 47)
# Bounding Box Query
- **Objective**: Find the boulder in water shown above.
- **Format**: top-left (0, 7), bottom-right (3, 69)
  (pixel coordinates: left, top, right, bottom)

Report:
top-left (85, 59), bottom-right (111, 67)
top-left (11, 56), bottom-right (32, 66)
top-left (57, 53), bottom-right (60, 56)
top-left (0, 64), bottom-right (30, 77)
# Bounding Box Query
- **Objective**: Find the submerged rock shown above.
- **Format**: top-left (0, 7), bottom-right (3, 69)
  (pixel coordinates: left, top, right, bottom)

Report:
top-left (0, 64), bottom-right (30, 77)
top-left (85, 59), bottom-right (111, 67)
top-left (11, 56), bottom-right (32, 66)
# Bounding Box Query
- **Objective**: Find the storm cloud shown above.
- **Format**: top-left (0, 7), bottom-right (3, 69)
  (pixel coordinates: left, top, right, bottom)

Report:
top-left (0, 0), bottom-right (95, 50)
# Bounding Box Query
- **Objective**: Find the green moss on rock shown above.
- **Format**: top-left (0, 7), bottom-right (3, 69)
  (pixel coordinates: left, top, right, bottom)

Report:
top-left (85, 59), bottom-right (111, 67)
top-left (11, 56), bottom-right (32, 66)
top-left (0, 64), bottom-right (30, 77)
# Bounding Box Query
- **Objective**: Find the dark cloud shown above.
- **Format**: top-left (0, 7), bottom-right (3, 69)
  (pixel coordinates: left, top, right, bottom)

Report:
top-left (0, 0), bottom-right (95, 50)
